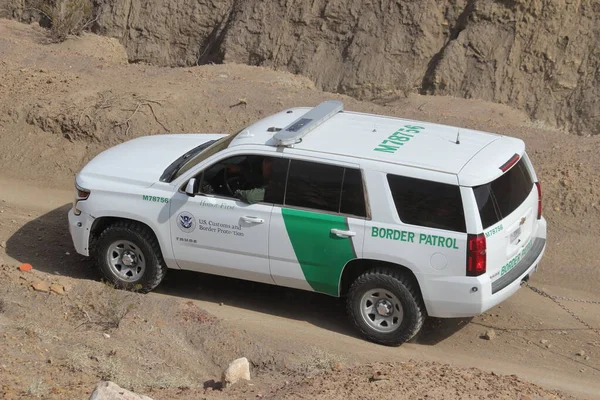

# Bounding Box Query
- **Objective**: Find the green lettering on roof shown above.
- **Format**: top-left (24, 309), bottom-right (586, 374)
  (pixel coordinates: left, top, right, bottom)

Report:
top-left (373, 125), bottom-right (425, 154)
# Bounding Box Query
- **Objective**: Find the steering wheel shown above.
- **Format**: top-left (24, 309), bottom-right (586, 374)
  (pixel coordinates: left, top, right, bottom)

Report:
top-left (224, 158), bottom-right (253, 196)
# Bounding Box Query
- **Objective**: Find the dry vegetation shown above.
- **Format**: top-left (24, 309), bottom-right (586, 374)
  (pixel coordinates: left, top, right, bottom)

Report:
top-left (32, 0), bottom-right (96, 42)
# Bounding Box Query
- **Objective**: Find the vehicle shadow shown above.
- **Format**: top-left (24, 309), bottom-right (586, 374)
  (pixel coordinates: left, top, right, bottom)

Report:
top-left (6, 205), bottom-right (470, 345)
top-left (4, 204), bottom-right (98, 281)
top-left (414, 316), bottom-right (473, 345)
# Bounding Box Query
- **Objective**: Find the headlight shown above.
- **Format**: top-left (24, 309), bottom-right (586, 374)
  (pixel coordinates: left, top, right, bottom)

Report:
top-left (73, 182), bottom-right (90, 215)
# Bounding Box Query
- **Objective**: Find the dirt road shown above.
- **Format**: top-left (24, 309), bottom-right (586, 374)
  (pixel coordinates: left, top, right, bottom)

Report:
top-left (1, 176), bottom-right (599, 399)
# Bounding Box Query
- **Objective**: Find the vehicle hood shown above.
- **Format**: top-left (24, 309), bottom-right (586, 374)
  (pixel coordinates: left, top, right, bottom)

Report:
top-left (78, 134), bottom-right (227, 187)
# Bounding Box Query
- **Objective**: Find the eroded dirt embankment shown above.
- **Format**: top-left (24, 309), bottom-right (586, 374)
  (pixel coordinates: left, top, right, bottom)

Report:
top-left (3, 0), bottom-right (600, 136)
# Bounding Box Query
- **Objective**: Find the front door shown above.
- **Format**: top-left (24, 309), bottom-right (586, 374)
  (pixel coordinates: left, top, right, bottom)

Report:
top-left (170, 153), bottom-right (283, 284)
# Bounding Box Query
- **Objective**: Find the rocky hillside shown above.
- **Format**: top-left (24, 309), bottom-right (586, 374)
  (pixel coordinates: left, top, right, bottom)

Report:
top-left (3, 0), bottom-right (599, 136)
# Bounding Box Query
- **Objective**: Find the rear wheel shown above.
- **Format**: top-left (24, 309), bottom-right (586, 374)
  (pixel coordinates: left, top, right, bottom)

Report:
top-left (346, 267), bottom-right (425, 346)
top-left (94, 221), bottom-right (167, 293)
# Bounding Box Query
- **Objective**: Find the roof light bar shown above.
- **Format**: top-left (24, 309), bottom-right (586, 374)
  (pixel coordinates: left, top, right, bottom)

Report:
top-left (273, 100), bottom-right (344, 146)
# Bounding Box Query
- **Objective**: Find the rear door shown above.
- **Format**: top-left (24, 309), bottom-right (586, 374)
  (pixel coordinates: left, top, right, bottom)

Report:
top-left (268, 157), bottom-right (367, 296)
top-left (471, 153), bottom-right (540, 286)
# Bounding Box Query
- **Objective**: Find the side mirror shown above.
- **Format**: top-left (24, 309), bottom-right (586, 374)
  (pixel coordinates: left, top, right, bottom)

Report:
top-left (185, 178), bottom-right (197, 197)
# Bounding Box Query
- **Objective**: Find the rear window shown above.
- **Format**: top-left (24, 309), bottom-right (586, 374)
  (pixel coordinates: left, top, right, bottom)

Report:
top-left (473, 158), bottom-right (534, 229)
top-left (387, 174), bottom-right (466, 233)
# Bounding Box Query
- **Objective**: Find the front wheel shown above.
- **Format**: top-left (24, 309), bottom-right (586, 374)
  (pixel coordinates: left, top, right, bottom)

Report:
top-left (95, 221), bottom-right (167, 293)
top-left (346, 267), bottom-right (425, 346)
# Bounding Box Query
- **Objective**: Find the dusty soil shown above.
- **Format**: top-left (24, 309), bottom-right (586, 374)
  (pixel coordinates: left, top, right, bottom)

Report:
top-left (1, 19), bottom-right (600, 400)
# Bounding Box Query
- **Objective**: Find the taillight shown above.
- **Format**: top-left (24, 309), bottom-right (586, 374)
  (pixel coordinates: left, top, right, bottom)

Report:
top-left (499, 153), bottom-right (520, 172)
top-left (535, 181), bottom-right (542, 219)
top-left (467, 233), bottom-right (486, 276)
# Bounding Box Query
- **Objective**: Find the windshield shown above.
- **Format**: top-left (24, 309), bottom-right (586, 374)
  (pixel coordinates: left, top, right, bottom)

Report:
top-left (170, 131), bottom-right (240, 181)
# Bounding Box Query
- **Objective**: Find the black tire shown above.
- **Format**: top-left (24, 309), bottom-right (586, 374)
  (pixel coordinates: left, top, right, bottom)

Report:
top-left (94, 220), bottom-right (167, 293)
top-left (346, 267), bottom-right (425, 346)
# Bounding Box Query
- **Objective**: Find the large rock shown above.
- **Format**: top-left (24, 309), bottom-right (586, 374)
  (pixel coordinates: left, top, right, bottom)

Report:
top-left (92, 0), bottom-right (234, 66)
top-left (221, 357), bottom-right (251, 388)
top-left (89, 381), bottom-right (153, 400)
top-left (421, 0), bottom-right (600, 137)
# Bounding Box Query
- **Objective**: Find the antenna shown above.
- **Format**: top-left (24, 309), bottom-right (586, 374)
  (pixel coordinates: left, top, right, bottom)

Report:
top-left (273, 100), bottom-right (344, 146)
top-left (455, 129), bottom-right (460, 145)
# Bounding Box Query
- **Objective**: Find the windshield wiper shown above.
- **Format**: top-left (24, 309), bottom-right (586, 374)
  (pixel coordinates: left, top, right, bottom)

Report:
top-left (160, 140), bottom-right (216, 183)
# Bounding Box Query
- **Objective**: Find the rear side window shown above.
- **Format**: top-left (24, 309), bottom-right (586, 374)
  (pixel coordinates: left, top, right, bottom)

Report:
top-left (473, 158), bottom-right (534, 229)
top-left (387, 174), bottom-right (466, 233)
top-left (284, 159), bottom-right (367, 217)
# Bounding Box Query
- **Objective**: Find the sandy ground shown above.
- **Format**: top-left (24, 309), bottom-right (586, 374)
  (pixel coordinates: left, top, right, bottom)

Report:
top-left (1, 19), bottom-right (600, 400)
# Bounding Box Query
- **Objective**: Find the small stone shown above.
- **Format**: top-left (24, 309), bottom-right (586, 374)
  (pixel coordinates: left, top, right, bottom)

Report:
top-left (482, 329), bottom-right (496, 340)
top-left (103, 333), bottom-right (110, 339)
top-left (584, 356), bottom-right (590, 361)
top-left (31, 281), bottom-right (49, 292)
top-left (0, 241), bottom-right (6, 248)
top-left (546, 344), bottom-right (553, 349)
top-left (332, 362), bottom-right (342, 371)
top-left (65, 252), bottom-right (70, 256)
top-left (576, 350), bottom-right (586, 357)
top-left (89, 381), bottom-right (153, 400)
top-left (221, 357), bottom-right (251, 388)
top-left (370, 370), bottom-right (388, 382)
top-left (50, 284), bottom-right (65, 296)
top-left (18, 263), bottom-right (33, 272)
top-left (540, 339), bottom-right (549, 345)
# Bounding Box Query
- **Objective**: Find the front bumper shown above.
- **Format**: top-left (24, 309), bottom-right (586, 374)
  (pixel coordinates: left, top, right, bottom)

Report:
top-left (68, 208), bottom-right (94, 256)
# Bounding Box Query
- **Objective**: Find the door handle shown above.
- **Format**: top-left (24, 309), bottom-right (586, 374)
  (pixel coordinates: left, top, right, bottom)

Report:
top-left (242, 216), bottom-right (264, 224)
top-left (331, 228), bottom-right (356, 238)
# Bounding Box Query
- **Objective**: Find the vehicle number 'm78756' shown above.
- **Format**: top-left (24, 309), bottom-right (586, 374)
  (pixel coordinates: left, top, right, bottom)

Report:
top-left (374, 125), bottom-right (425, 154)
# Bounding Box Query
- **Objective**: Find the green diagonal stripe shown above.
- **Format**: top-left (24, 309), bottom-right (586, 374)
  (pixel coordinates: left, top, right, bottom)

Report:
top-left (281, 208), bottom-right (356, 296)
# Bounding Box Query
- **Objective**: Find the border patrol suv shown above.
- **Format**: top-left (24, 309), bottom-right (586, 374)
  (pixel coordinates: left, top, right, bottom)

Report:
top-left (68, 101), bottom-right (547, 346)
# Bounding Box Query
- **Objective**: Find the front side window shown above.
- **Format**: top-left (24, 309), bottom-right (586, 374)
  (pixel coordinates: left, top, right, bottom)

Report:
top-left (387, 174), bottom-right (466, 232)
top-left (283, 159), bottom-right (367, 217)
top-left (194, 154), bottom-right (286, 205)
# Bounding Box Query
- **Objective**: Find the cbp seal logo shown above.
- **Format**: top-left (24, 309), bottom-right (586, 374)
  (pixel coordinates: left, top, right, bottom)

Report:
top-left (177, 211), bottom-right (196, 233)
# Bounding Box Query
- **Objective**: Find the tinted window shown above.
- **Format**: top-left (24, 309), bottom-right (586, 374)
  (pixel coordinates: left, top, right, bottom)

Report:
top-left (473, 158), bottom-right (534, 229)
top-left (285, 160), bottom-right (344, 212)
top-left (387, 175), bottom-right (466, 232)
top-left (263, 158), bottom-right (289, 204)
top-left (341, 168), bottom-right (367, 217)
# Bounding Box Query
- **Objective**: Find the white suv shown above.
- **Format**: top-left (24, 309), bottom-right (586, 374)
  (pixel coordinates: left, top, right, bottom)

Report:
top-left (68, 101), bottom-right (547, 346)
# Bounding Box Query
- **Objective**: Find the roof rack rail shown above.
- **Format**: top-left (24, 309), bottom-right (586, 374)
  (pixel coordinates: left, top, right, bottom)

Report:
top-left (273, 100), bottom-right (344, 146)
